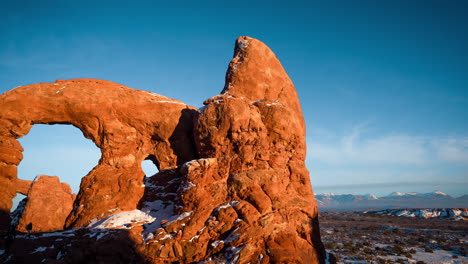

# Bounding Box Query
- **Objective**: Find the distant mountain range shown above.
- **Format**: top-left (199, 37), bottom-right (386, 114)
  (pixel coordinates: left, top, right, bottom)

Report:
top-left (315, 191), bottom-right (468, 211)
top-left (361, 208), bottom-right (468, 221)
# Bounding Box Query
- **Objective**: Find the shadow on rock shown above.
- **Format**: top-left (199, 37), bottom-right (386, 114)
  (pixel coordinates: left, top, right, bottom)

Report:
top-left (1, 226), bottom-right (146, 264)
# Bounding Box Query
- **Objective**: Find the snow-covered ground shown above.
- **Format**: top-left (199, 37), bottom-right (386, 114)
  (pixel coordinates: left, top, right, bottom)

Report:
top-left (321, 212), bottom-right (467, 264)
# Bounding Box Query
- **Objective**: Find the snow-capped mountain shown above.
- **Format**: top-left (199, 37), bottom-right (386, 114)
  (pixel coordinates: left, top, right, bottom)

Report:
top-left (315, 191), bottom-right (467, 211)
top-left (362, 208), bottom-right (468, 221)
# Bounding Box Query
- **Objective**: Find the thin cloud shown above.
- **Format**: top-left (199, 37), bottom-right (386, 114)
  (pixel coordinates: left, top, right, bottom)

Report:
top-left (431, 137), bottom-right (468, 164)
top-left (309, 131), bottom-right (426, 166)
top-left (308, 124), bottom-right (468, 167)
top-left (314, 181), bottom-right (466, 190)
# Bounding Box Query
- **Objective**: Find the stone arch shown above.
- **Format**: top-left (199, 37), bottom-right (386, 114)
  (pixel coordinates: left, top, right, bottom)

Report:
top-left (10, 124), bottom-right (100, 210)
top-left (0, 79), bottom-right (198, 229)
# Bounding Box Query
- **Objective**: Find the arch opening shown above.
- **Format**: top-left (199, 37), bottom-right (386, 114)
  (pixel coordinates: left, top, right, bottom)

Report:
top-left (142, 155), bottom-right (159, 177)
top-left (12, 124), bottom-right (101, 211)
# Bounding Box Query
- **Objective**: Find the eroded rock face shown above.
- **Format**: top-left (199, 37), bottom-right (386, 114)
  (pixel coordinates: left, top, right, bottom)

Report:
top-left (14, 175), bottom-right (76, 233)
top-left (0, 79), bottom-right (198, 229)
top-left (0, 36), bottom-right (325, 264)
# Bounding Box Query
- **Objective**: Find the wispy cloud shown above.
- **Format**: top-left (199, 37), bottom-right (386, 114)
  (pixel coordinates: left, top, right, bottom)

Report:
top-left (307, 123), bottom-right (468, 196)
top-left (308, 123), bottom-right (468, 167)
top-left (431, 137), bottom-right (468, 164)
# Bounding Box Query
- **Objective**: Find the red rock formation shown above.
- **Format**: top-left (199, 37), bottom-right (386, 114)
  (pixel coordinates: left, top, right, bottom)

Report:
top-left (15, 175), bottom-right (75, 232)
top-left (0, 36), bottom-right (325, 264)
top-left (15, 179), bottom-right (31, 195)
top-left (0, 79), bottom-right (197, 229)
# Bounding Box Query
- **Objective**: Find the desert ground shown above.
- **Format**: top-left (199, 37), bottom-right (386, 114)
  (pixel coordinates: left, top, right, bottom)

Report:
top-left (320, 212), bottom-right (467, 264)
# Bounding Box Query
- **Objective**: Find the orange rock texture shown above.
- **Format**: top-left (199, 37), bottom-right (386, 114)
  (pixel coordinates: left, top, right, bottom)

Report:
top-left (15, 175), bottom-right (76, 232)
top-left (0, 78), bottom-right (197, 229)
top-left (0, 36), bottom-right (325, 263)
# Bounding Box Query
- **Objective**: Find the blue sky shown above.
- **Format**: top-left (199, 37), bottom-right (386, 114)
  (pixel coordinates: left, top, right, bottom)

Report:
top-left (1, 0), bottom-right (467, 200)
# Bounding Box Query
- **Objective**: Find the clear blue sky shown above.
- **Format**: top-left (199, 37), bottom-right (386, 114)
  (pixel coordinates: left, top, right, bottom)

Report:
top-left (1, 0), bottom-right (467, 200)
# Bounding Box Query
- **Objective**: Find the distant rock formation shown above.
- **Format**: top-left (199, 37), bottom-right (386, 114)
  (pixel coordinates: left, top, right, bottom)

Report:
top-left (0, 37), bottom-right (325, 263)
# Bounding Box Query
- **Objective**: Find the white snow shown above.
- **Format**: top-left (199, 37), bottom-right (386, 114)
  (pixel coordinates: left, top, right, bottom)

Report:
top-left (141, 91), bottom-right (187, 105)
top-left (32, 246), bottom-right (48, 253)
top-left (87, 209), bottom-right (156, 229)
top-left (211, 240), bottom-right (223, 248)
top-left (142, 177), bottom-right (164, 189)
top-left (85, 199), bottom-right (192, 243)
top-left (189, 234), bottom-right (200, 242)
top-left (325, 252), bottom-right (331, 264)
top-left (224, 84), bottom-right (234, 92)
top-left (95, 232), bottom-right (108, 240)
top-left (55, 86), bottom-right (66, 94)
top-left (158, 234), bottom-right (172, 241)
top-left (178, 181), bottom-right (196, 192)
top-left (368, 208), bottom-right (467, 220)
top-left (17, 230), bottom-right (76, 239)
top-left (182, 159), bottom-right (199, 169)
top-left (40, 231), bottom-right (76, 238)
top-left (155, 100), bottom-right (187, 105)
top-left (412, 248), bottom-right (466, 263)
top-left (265, 102), bottom-right (283, 107)
top-left (198, 105), bottom-right (208, 113)
top-left (251, 99), bottom-right (266, 104)
top-left (216, 201), bottom-right (240, 211)
top-left (238, 39), bottom-right (249, 49)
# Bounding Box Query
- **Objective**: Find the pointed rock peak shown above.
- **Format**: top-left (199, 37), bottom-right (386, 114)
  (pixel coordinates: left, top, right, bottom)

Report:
top-left (221, 36), bottom-right (305, 132)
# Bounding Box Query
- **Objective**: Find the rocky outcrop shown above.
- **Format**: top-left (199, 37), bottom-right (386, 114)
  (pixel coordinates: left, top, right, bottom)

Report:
top-left (15, 175), bottom-right (76, 232)
top-left (0, 36), bottom-right (325, 263)
top-left (0, 78), bottom-right (197, 229)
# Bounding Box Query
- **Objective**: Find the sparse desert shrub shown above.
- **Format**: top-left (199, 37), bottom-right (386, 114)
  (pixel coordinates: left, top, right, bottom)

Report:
top-left (376, 258), bottom-right (387, 264)
top-left (407, 239), bottom-right (418, 246)
top-left (452, 255), bottom-right (458, 259)
top-left (416, 261), bottom-right (427, 264)
top-left (343, 243), bottom-right (359, 254)
top-left (324, 242), bottom-right (337, 250)
top-left (424, 247), bottom-right (434, 253)
top-left (391, 245), bottom-right (405, 255)
top-left (409, 248), bottom-right (416, 254)
top-left (417, 236), bottom-right (427, 243)
top-left (460, 247), bottom-right (466, 256)
top-left (363, 247), bottom-right (373, 254)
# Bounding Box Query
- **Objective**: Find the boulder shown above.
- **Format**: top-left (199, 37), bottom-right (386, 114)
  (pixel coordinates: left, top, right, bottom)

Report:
top-left (15, 175), bottom-right (75, 232)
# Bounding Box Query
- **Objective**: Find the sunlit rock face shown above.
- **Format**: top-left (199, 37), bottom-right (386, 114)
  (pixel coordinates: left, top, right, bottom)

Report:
top-left (0, 37), bottom-right (325, 264)
top-left (14, 175), bottom-right (76, 233)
